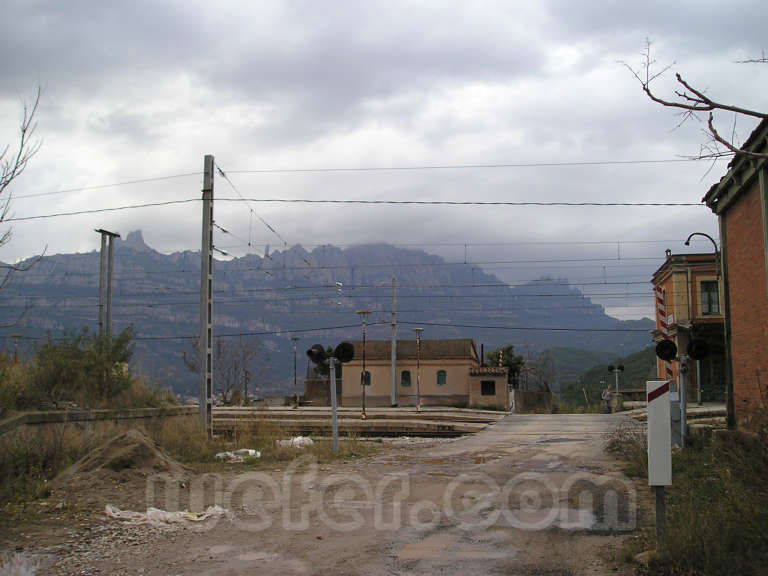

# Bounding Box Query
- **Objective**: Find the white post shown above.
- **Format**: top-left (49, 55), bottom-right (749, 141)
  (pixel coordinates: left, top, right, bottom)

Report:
top-left (647, 379), bottom-right (672, 549)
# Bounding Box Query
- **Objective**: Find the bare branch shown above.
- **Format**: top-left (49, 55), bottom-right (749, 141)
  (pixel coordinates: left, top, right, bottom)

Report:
top-left (0, 246), bottom-right (47, 272)
top-left (1, 87), bottom-right (43, 246)
top-left (623, 41), bottom-right (768, 160)
top-left (708, 113), bottom-right (767, 159)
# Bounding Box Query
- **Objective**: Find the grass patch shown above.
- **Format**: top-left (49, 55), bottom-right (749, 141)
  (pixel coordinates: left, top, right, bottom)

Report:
top-left (146, 416), bottom-right (379, 468)
top-left (0, 421), bottom-right (125, 505)
top-left (553, 400), bottom-right (605, 414)
top-left (606, 422), bottom-right (768, 575)
top-left (604, 418), bottom-right (648, 478)
top-left (647, 433), bottom-right (768, 576)
top-left (1, 416), bottom-right (381, 507)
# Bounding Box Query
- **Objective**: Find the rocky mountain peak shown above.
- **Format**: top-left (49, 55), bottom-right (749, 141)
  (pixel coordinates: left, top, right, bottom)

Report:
top-left (120, 230), bottom-right (151, 252)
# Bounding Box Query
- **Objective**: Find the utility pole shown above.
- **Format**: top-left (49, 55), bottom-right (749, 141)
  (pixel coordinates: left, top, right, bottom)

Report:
top-left (413, 327), bottom-right (424, 413)
top-left (291, 336), bottom-right (300, 409)
top-left (199, 155), bottom-right (214, 435)
top-left (243, 368), bottom-right (249, 405)
top-left (390, 277), bottom-right (397, 407)
top-left (95, 229), bottom-right (120, 338)
top-left (329, 356), bottom-right (339, 453)
top-left (11, 334), bottom-right (20, 363)
top-left (679, 354), bottom-right (689, 446)
top-left (356, 309), bottom-right (371, 420)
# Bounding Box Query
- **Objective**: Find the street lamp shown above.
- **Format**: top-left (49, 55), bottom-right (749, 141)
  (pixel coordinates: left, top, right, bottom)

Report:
top-left (290, 336), bottom-right (300, 409)
top-left (685, 232), bottom-right (721, 407)
top-left (356, 310), bottom-right (371, 420)
top-left (607, 363), bottom-right (624, 396)
top-left (684, 232), bottom-right (719, 278)
top-left (412, 327), bottom-right (424, 413)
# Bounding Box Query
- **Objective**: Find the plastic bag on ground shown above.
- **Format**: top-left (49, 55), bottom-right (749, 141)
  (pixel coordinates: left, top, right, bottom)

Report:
top-left (215, 448), bottom-right (261, 462)
top-left (277, 436), bottom-right (314, 448)
top-left (105, 504), bottom-right (228, 526)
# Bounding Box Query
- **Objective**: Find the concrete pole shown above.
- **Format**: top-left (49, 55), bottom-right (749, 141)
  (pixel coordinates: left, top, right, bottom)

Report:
top-left (291, 336), bottom-right (300, 409)
top-left (95, 229), bottom-right (119, 338)
top-left (390, 277), bottom-right (397, 407)
top-left (329, 357), bottom-right (339, 453)
top-left (356, 309), bottom-right (371, 420)
top-left (106, 234), bottom-right (116, 338)
top-left (413, 327), bottom-right (423, 413)
top-left (679, 355), bottom-right (688, 447)
top-left (98, 233), bottom-right (107, 337)
top-left (199, 154), bottom-right (214, 434)
top-left (696, 359), bottom-right (703, 405)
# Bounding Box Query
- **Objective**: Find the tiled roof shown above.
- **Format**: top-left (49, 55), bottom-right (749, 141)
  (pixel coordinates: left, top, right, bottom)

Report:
top-left (346, 339), bottom-right (477, 362)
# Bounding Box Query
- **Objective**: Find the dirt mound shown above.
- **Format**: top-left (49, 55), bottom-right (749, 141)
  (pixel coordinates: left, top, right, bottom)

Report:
top-left (53, 428), bottom-right (189, 492)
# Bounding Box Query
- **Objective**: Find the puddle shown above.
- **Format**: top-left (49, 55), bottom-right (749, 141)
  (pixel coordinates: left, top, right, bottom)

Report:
top-left (426, 472), bottom-right (457, 477)
top-left (505, 507), bottom-right (596, 531)
top-left (397, 533), bottom-right (517, 561)
top-left (472, 454), bottom-right (501, 464)
top-left (236, 551), bottom-right (280, 562)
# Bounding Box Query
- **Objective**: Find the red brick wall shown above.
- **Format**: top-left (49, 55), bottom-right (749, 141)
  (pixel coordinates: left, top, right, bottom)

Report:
top-left (724, 180), bottom-right (768, 427)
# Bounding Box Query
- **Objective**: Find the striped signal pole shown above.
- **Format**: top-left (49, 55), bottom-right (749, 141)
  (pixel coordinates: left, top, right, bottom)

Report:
top-left (655, 286), bottom-right (675, 383)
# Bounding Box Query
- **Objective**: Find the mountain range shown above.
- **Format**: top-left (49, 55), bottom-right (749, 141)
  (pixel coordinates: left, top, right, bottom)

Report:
top-left (0, 231), bottom-right (654, 397)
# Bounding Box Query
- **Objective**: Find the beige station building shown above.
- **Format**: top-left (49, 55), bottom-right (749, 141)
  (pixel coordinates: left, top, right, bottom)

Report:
top-left (340, 339), bottom-right (509, 410)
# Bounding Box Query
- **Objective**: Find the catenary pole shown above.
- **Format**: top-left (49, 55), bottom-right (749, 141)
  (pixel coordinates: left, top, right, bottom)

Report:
top-left (391, 277), bottom-right (397, 406)
top-left (291, 336), bottom-right (300, 409)
top-left (329, 356), bottom-right (339, 453)
top-left (95, 229), bottom-right (120, 338)
top-left (98, 232), bottom-right (107, 336)
top-left (106, 233), bottom-right (117, 337)
top-left (199, 155), bottom-right (214, 434)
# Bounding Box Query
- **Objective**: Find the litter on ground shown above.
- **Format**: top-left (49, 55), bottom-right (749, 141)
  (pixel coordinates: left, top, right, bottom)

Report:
top-left (277, 436), bottom-right (314, 448)
top-left (105, 504), bottom-right (229, 527)
top-left (215, 448), bottom-right (261, 462)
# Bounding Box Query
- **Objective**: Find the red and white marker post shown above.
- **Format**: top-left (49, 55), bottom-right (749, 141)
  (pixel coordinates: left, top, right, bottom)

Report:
top-left (647, 379), bottom-right (672, 549)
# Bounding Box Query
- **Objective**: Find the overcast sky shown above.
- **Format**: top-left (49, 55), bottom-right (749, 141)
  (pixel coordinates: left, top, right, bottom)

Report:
top-left (1, 0), bottom-right (766, 320)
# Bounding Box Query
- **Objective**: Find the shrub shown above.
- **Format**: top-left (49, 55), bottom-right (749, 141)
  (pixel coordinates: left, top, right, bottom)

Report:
top-left (32, 327), bottom-right (135, 405)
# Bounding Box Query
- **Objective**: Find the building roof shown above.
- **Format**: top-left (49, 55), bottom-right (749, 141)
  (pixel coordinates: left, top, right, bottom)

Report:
top-left (704, 118), bottom-right (768, 214)
top-left (346, 339), bottom-right (478, 362)
top-left (651, 252), bottom-right (718, 285)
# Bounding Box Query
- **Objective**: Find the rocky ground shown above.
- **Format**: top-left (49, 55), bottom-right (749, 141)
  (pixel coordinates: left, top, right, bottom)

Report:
top-left (1, 414), bottom-right (645, 576)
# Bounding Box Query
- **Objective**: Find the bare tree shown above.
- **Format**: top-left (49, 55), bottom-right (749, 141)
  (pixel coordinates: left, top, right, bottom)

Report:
top-left (183, 337), bottom-right (259, 405)
top-left (621, 40), bottom-right (768, 160)
top-left (0, 88), bottom-right (43, 326)
top-left (1, 87), bottom-right (42, 246)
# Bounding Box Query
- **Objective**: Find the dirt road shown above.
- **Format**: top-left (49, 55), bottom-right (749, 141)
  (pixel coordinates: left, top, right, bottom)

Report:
top-left (33, 413), bottom-right (640, 575)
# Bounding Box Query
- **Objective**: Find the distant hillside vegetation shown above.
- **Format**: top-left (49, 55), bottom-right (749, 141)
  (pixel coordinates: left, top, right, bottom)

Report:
top-left (558, 346), bottom-right (657, 407)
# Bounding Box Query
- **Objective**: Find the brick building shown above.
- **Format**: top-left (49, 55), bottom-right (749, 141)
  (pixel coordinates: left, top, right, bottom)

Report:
top-left (704, 118), bottom-right (768, 428)
top-left (651, 252), bottom-right (725, 402)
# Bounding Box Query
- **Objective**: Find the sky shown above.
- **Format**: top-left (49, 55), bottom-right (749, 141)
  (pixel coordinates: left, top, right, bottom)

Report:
top-left (1, 0), bottom-right (766, 321)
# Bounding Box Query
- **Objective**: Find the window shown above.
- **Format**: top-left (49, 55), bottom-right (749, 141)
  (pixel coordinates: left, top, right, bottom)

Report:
top-left (436, 370), bottom-right (447, 386)
top-left (481, 381), bottom-right (496, 396)
top-left (400, 370), bottom-right (411, 387)
top-left (701, 281), bottom-right (720, 315)
top-left (360, 371), bottom-right (371, 386)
